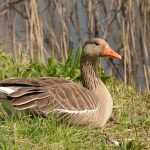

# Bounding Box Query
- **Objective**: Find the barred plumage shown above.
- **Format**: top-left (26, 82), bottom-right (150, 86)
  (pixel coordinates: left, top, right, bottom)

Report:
top-left (0, 38), bottom-right (121, 127)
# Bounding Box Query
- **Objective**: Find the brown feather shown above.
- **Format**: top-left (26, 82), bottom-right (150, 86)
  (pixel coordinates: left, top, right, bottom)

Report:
top-left (12, 92), bottom-right (51, 105)
top-left (9, 87), bottom-right (44, 98)
top-left (0, 77), bottom-right (73, 87)
top-left (0, 38), bottom-right (115, 127)
top-left (6, 83), bottom-right (98, 115)
top-left (14, 101), bottom-right (36, 110)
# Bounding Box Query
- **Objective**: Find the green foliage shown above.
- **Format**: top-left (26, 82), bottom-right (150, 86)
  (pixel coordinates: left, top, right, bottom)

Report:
top-left (0, 48), bottom-right (110, 83)
top-left (21, 61), bottom-right (47, 77)
top-left (45, 48), bottom-right (82, 81)
top-left (0, 53), bottom-right (21, 78)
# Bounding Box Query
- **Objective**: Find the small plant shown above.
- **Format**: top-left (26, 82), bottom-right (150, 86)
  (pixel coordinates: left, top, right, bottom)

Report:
top-left (0, 49), bottom-right (110, 83)
top-left (46, 48), bottom-right (111, 82)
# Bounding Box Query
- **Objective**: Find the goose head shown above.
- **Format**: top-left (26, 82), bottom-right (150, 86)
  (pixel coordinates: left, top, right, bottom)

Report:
top-left (82, 38), bottom-right (121, 60)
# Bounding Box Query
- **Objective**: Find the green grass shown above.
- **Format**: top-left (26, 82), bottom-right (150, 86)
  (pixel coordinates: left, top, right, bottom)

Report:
top-left (0, 51), bottom-right (149, 150)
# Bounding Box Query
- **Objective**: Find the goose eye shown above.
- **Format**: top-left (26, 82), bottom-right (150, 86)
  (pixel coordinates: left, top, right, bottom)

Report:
top-left (95, 42), bottom-right (99, 46)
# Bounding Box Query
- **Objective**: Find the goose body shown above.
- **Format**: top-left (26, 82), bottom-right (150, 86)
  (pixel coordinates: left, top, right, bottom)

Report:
top-left (0, 38), bottom-right (121, 127)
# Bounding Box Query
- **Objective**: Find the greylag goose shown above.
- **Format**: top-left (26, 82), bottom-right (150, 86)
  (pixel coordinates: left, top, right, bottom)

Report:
top-left (0, 38), bottom-right (121, 127)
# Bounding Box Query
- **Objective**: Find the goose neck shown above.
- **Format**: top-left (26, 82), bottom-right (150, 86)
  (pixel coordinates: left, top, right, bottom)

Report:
top-left (80, 56), bottom-right (100, 90)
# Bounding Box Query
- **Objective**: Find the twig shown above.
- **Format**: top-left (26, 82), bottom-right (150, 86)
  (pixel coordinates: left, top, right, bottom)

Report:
top-left (0, 0), bottom-right (25, 15)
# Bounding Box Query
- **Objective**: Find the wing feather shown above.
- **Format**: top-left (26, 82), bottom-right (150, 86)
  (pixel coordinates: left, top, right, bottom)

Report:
top-left (14, 101), bottom-right (36, 110)
top-left (9, 87), bottom-right (45, 98)
top-left (0, 77), bottom-right (73, 87)
top-left (8, 83), bottom-right (98, 111)
top-left (12, 92), bottom-right (51, 105)
top-left (0, 78), bottom-right (98, 125)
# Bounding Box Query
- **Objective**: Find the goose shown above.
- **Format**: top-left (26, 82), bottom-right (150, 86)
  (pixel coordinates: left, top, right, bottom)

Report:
top-left (0, 38), bottom-right (121, 127)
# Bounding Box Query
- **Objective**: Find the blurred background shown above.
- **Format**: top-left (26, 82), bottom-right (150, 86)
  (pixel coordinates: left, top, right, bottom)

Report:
top-left (0, 0), bottom-right (149, 92)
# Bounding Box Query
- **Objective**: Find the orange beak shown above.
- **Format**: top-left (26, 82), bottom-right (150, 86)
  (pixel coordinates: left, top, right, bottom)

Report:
top-left (103, 45), bottom-right (122, 59)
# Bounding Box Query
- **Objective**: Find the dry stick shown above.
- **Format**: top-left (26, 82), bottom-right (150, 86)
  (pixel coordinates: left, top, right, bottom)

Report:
top-left (86, 0), bottom-right (93, 38)
top-left (59, 3), bottom-right (64, 60)
top-left (29, 0), bottom-right (47, 62)
top-left (70, 0), bottom-right (77, 34)
top-left (65, 2), bottom-right (73, 49)
top-left (90, 0), bottom-right (93, 37)
top-left (142, 37), bottom-right (149, 92)
top-left (34, 0), bottom-right (45, 62)
top-left (115, 0), bottom-right (122, 29)
top-left (51, 39), bottom-right (55, 58)
top-left (63, 34), bottom-right (67, 60)
top-left (122, 18), bottom-right (127, 86)
top-left (61, 5), bottom-right (67, 60)
top-left (98, 0), bottom-right (108, 17)
top-left (143, 65), bottom-right (149, 92)
top-left (41, 0), bottom-right (51, 15)
top-left (24, 0), bottom-right (30, 60)
top-left (95, 0), bottom-right (105, 32)
top-left (12, 11), bottom-right (17, 59)
top-left (69, 0), bottom-right (80, 44)
top-left (129, 0), bottom-right (135, 85)
top-left (24, 1), bottom-right (32, 59)
top-left (29, 0), bottom-right (34, 61)
top-left (34, 1), bottom-right (40, 60)
top-left (93, 1), bottom-right (100, 37)
top-left (6, 3), bottom-right (14, 55)
top-left (140, 0), bottom-right (149, 92)
top-left (143, 2), bottom-right (149, 92)
top-left (0, 0), bottom-right (25, 15)
top-left (131, 0), bottom-right (137, 86)
top-left (62, 1), bottom-right (68, 60)
top-left (101, 0), bottom-right (110, 39)
top-left (2, 5), bottom-right (7, 51)
top-left (109, 59), bottom-right (124, 80)
top-left (54, 0), bottom-right (68, 60)
top-left (125, 1), bottom-right (131, 84)
top-left (32, 0), bottom-right (43, 61)
top-left (36, 1), bottom-right (43, 61)
top-left (139, 1), bottom-right (150, 91)
top-left (46, 1), bottom-right (57, 58)
top-left (48, 27), bottom-right (60, 58)
top-left (126, 23), bottom-right (131, 84)
top-left (30, 0), bottom-right (35, 60)
top-left (75, 0), bottom-right (81, 42)
top-left (85, 1), bottom-right (89, 37)
top-left (124, 15), bottom-right (130, 85)
top-left (60, 36), bottom-right (63, 60)
top-left (11, 6), bottom-right (28, 19)
top-left (103, 4), bottom-right (122, 39)
top-left (25, 19), bottom-right (29, 59)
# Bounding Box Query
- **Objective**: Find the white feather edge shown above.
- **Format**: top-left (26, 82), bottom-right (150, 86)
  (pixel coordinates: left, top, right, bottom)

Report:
top-left (54, 107), bottom-right (98, 114)
top-left (0, 87), bottom-right (15, 94)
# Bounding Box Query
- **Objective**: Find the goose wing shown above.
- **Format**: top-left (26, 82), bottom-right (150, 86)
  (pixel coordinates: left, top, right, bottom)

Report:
top-left (0, 78), bottom-right (98, 125)
top-left (8, 83), bottom-right (98, 114)
top-left (0, 77), bottom-right (73, 87)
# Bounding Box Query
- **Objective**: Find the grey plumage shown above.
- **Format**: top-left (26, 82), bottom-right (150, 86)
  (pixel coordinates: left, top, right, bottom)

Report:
top-left (0, 38), bottom-right (121, 127)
